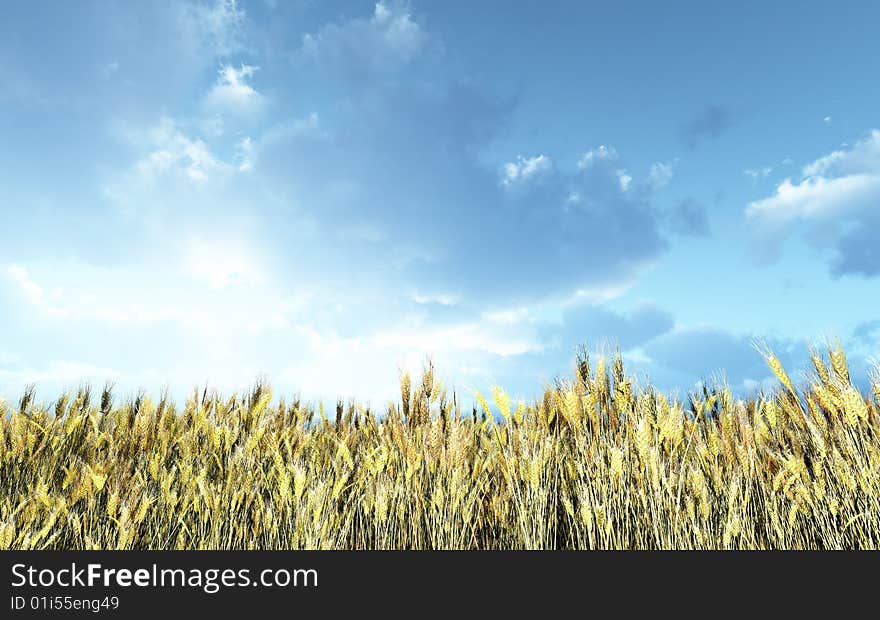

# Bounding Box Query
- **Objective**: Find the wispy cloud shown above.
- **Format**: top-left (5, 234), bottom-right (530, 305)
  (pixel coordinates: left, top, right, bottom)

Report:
top-left (300, 1), bottom-right (427, 89)
top-left (648, 159), bottom-right (677, 189)
top-left (189, 0), bottom-right (247, 57)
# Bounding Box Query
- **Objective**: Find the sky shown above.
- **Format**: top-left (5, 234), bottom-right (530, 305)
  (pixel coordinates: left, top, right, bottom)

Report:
top-left (1, 0), bottom-right (878, 406)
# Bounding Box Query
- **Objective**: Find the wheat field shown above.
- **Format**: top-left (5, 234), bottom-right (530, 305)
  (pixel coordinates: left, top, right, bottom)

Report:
top-left (1, 344), bottom-right (879, 550)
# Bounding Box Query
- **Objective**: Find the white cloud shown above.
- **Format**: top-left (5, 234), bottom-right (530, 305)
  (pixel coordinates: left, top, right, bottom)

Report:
top-left (570, 279), bottom-right (636, 305)
top-left (205, 64), bottom-right (266, 115)
top-left (748, 131), bottom-right (880, 225)
top-left (824, 116), bottom-right (833, 124)
top-left (746, 129), bottom-right (880, 274)
top-left (747, 173), bottom-right (880, 224)
top-left (802, 151), bottom-right (846, 178)
top-left (801, 131), bottom-right (880, 178)
top-left (577, 145), bottom-right (618, 169)
top-left (577, 146), bottom-right (631, 191)
top-left (500, 154), bottom-right (552, 186)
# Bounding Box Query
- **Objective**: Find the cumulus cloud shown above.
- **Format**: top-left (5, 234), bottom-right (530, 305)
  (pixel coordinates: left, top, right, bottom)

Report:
top-left (800, 132), bottom-right (880, 177)
top-left (205, 64), bottom-right (266, 116)
top-left (578, 146), bottom-right (632, 191)
top-left (746, 130), bottom-right (880, 275)
top-left (577, 145), bottom-right (618, 169)
top-left (500, 154), bottom-right (552, 187)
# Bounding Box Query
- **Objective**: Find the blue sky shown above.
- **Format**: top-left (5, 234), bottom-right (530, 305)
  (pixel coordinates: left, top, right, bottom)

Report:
top-left (1, 0), bottom-right (878, 404)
